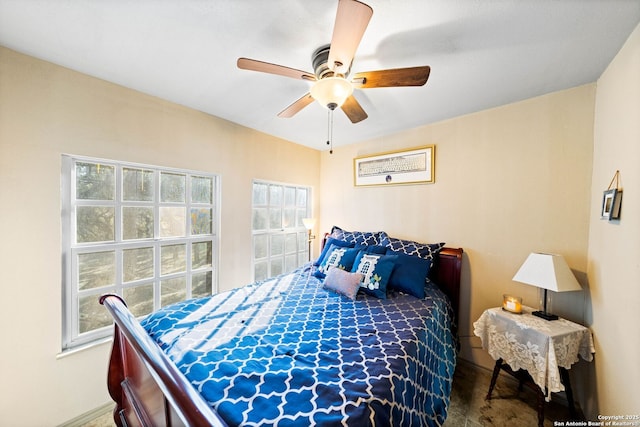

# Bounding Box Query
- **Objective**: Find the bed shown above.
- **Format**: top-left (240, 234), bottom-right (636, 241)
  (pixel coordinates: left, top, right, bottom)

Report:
top-left (100, 228), bottom-right (463, 427)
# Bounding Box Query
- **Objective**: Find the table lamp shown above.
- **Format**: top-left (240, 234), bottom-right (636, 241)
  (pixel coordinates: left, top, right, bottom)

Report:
top-left (512, 252), bottom-right (582, 320)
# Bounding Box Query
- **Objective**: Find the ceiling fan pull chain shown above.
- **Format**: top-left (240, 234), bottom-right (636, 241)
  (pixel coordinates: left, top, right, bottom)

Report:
top-left (326, 107), bottom-right (334, 154)
top-left (330, 108), bottom-right (334, 154)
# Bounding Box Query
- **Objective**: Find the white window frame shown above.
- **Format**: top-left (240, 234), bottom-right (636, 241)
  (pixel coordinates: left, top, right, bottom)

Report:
top-left (251, 180), bottom-right (311, 281)
top-left (61, 155), bottom-right (219, 350)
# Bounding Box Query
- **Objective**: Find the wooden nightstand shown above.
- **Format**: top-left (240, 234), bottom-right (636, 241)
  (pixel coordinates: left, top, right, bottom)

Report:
top-left (473, 307), bottom-right (594, 427)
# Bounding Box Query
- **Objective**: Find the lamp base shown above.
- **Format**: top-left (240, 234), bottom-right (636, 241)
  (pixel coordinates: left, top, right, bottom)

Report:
top-left (532, 310), bottom-right (559, 321)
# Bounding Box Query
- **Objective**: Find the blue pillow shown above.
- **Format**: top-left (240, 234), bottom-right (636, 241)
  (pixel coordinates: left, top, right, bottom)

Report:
top-left (351, 252), bottom-right (398, 299)
top-left (314, 246), bottom-right (361, 279)
top-left (385, 237), bottom-right (445, 265)
top-left (386, 251), bottom-right (432, 299)
top-left (355, 244), bottom-right (388, 255)
top-left (314, 237), bottom-right (354, 266)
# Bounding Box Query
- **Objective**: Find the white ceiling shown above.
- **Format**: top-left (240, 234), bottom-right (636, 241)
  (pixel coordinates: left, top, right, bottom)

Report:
top-left (1, 0), bottom-right (639, 150)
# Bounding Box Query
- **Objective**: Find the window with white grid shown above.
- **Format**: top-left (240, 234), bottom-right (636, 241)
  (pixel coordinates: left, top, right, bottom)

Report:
top-left (251, 180), bottom-right (311, 281)
top-left (61, 155), bottom-right (218, 350)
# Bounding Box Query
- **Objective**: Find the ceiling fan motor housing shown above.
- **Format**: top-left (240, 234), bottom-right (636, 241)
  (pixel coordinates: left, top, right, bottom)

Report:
top-left (312, 44), bottom-right (350, 80)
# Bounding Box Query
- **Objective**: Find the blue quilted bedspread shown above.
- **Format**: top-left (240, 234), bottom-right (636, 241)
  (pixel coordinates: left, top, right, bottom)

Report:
top-left (141, 264), bottom-right (457, 426)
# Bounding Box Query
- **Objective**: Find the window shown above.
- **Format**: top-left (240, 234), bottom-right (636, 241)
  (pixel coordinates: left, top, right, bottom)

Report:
top-left (62, 156), bottom-right (218, 350)
top-left (252, 180), bottom-right (311, 281)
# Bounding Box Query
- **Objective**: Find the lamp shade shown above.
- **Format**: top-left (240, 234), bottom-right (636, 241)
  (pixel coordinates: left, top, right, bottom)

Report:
top-left (512, 253), bottom-right (582, 292)
top-left (310, 77), bottom-right (353, 109)
top-left (302, 218), bottom-right (316, 230)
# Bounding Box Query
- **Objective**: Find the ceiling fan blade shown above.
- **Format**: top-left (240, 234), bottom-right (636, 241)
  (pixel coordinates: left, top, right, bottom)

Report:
top-left (328, 0), bottom-right (373, 76)
top-left (237, 58), bottom-right (316, 81)
top-left (351, 66), bottom-right (431, 88)
top-left (341, 95), bottom-right (368, 123)
top-left (278, 93), bottom-right (315, 118)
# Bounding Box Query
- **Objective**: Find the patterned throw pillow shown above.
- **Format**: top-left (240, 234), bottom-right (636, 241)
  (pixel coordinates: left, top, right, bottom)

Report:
top-left (323, 267), bottom-right (364, 300)
top-left (314, 246), bottom-right (360, 279)
top-left (385, 237), bottom-right (445, 266)
top-left (330, 226), bottom-right (389, 247)
top-left (314, 237), bottom-right (354, 266)
top-left (351, 252), bottom-right (398, 299)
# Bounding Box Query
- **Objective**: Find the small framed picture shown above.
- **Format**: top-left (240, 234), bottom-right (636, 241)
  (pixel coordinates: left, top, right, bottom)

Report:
top-left (601, 189), bottom-right (622, 220)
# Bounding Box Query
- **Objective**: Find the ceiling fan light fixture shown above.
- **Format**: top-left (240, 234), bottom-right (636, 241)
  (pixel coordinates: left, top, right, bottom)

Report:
top-left (310, 76), bottom-right (353, 109)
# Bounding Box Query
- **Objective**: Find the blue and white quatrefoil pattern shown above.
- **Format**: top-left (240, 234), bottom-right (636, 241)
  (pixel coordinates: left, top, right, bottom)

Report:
top-left (330, 225), bottom-right (389, 246)
top-left (142, 264), bottom-right (457, 427)
top-left (386, 237), bottom-right (445, 263)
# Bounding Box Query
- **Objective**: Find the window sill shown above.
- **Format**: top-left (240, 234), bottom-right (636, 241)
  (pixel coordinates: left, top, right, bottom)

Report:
top-left (56, 336), bottom-right (113, 359)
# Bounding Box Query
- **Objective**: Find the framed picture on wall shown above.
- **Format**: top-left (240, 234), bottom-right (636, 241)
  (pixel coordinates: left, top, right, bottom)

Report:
top-left (354, 145), bottom-right (435, 187)
top-left (601, 188), bottom-right (622, 220)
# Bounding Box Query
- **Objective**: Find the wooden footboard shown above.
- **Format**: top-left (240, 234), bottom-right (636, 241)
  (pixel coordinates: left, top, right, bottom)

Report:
top-left (99, 294), bottom-right (227, 427)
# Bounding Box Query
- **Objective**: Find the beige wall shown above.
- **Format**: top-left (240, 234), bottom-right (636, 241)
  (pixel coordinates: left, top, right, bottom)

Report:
top-left (320, 84), bottom-right (595, 371)
top-left (585, 22), bottom-right (640, 419)
top-left (0, 46), bottom-right (320, 426)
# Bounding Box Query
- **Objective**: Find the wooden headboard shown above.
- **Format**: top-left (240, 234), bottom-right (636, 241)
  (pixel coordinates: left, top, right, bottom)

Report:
top-left (430, 247), bottom-right (464, 318)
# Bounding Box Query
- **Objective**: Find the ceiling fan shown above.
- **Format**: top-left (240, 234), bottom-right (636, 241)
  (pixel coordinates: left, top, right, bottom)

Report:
top-left (237, 0), bottom-right (431, 124)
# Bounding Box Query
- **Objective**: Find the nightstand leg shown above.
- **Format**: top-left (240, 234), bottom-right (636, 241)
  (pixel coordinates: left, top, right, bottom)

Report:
top-left (536, 388), bottom-right (545, 427)
top-left (486, 358), bottom-right (503, 400)
top-left (559, 367), bottom-right (577, 418)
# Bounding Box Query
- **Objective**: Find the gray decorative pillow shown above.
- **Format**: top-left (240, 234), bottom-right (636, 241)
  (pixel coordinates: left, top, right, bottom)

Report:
top-left (323, 267), bottom-right (364, 300)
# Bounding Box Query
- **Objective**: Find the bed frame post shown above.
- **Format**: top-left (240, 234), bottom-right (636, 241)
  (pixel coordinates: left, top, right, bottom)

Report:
top-left (105, 320), bottom-right (126, 426)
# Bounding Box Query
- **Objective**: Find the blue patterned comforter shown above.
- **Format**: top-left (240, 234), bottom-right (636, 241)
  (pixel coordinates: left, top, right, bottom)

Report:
top-left (142, 264), bottom-right (457, 426)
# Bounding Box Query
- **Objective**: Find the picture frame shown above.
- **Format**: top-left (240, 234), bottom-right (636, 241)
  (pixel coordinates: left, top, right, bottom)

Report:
top-left (601, 188), bottom-right (622, 220)
top-left (354, 145), bottom-right (435, 187)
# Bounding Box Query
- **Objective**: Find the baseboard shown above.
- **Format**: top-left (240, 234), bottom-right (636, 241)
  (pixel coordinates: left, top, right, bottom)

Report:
top-left (57, 402), bottom-right (113, 427)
